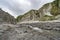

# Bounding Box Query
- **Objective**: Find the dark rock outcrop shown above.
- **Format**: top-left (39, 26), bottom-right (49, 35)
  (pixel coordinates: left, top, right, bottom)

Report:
top-left (0, 8), bottom-right (16, 24)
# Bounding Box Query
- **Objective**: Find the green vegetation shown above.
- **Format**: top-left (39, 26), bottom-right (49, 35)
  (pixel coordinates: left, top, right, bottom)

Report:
top-left (50, 0), bottom-right (59, 16)
top-left (16, 15), bottom-right (23, 22)
top-left (54, 0), bottom-right (59, 7)
top-left (40, 15), bottom-right (56, 21)
top-left (51, 4), bottom-right (58, 16)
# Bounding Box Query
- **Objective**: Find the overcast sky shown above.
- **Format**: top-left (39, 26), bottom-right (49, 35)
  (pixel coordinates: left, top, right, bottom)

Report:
top-left (0, 0), bottom-right (54, 18)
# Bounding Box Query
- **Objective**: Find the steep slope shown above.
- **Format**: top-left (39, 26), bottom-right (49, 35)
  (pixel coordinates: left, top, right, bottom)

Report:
top-left (17, 10), bottom-right (40, 22)
top-left (16, 0), bottom-right (60, 22)
top-left (0, 8), bottom-right (16, 24)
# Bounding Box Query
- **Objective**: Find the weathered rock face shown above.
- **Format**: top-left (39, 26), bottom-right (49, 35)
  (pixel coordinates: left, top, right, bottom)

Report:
top-left (16, 2), bottom-right (52, 22)
top-left (38, 3), bottom-right (52, 16)
top-left (16, 0), bottom-right (60, 22)
top-left (22, 10), bottom-right (40, 21)
top-left (16, 3), bottom-right (53, 22)
top-left (19, 21), bottom-right (60, 31)
top-left (0, 8), bottom-right (16, 24)
top-left (16, 10), bottom-right (40, 22)
top-left (0, 22), bottom-right (60, 40)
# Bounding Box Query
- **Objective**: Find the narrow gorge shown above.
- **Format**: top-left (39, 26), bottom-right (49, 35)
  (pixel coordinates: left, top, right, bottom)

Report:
top-left (0, 0), bottom-right (60, 40)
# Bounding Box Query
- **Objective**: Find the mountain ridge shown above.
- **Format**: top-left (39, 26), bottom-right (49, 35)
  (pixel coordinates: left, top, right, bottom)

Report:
top-left (16, 0), bottom-right (59, 22)
top-left (0, 8), bottom-right (16, 24)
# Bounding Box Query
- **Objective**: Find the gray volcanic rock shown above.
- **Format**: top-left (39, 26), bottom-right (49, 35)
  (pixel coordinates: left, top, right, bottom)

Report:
top-left (19, 21), bottom-right (60, 31)
top-left (0, 8), bottom-right (16, 24)
top-left (0, 22), bottom-right (60, 40)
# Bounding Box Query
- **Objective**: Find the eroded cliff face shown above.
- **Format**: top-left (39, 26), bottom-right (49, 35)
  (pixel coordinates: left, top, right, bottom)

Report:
top-left (0, 8), bottom-right (16, 24)
top-left (16, 1), bottom-right (53, 22)
top-left (16, 0), bottom-right (60, 22)
top-left (16, 10), bottom-right (39, 22)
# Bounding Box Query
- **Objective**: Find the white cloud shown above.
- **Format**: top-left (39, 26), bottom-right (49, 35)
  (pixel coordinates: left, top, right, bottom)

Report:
top-left (18, 0), bottom-right (31, 5)
top-left (0, 0), bottom-right (54, 18)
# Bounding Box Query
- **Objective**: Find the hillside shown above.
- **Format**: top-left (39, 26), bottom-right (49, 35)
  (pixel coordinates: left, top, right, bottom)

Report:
top-left (16, 0), bottom-right (60, 22)
top-left (0, 8), bottom-right (16, 24)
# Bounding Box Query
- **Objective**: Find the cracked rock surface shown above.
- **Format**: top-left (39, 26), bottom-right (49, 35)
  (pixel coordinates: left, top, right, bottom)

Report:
top-left (0, 22), bottom-right (60, 40)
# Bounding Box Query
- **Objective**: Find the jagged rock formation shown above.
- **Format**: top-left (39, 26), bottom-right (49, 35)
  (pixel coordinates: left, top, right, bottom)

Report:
top-left (16, 10), bottom-right (39, 22)
top-left (0, 8), bottom-right (16, 24)
top-left (16, 3), bottom-right (52, 22)
top-left (16, 0), bottom-right (60, 22)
